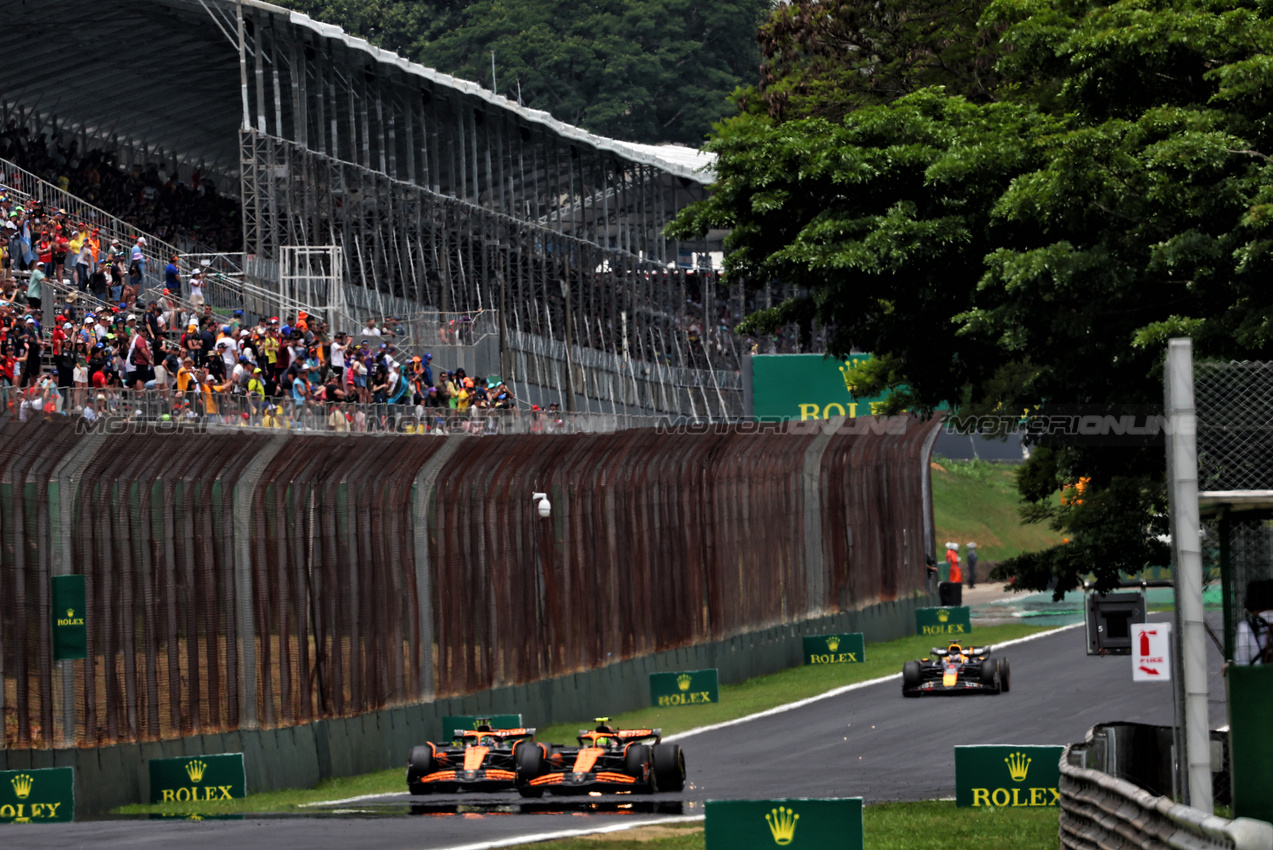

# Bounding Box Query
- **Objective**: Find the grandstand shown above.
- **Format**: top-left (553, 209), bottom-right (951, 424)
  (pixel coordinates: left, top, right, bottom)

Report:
top-left (0, 0), bottom-right (827, 418)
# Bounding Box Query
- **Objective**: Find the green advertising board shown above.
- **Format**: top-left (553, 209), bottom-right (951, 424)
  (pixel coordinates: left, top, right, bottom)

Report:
top-left (915, 607), bottom-right (972, 638)
top-left (1228, 665), bottom-right (1273, 822)
top-left (0, 767), bottom-right (74, 823)
top-left (148, 753), bottom-right (246, 804)
top-left (706, 798), bottom-right (863, 850)
top-left (650, 669), bottom-right (719, 708)
top-left (440, 714), bottom-right (525, 740)
top-left (802, 633), bottom-right (865, 666)
top-left (50, 575), bottom-right (87, 661)
top-left (751, 354), bottom-right (886, 422)
top-left (954, 746), bottom-right (1064, 808)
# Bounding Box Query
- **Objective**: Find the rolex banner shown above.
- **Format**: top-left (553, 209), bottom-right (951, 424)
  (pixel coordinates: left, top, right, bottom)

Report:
top-left (955, 745), bottom-right (1064, 808)
top-left (149, 754), bottom-right (246, 804)
top-left (802, 633), bottom-right (865, 665)
top-left (440, 715), bottom-right (524, 739)
top-left (915, 606), bottom-right (972, 637)
top-left (50, 575), bottom-right (87, 661)
top-left (0, 767), bottom-right (74, 823)
top-left (649, 669), bottom-right (719, 708)
top-left (706, 798), bottom-right (863, 850)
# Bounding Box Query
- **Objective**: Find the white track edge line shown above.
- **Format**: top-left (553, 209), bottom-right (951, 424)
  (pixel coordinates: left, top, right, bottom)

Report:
top-left (298, 791), bottom-right (401, 807)
top-left (433, 814), bottom-right (705, 850)
top-left (663, 623), bottom-right (1083, 743)
top-left (304, 623), bottom-right (1084, 807)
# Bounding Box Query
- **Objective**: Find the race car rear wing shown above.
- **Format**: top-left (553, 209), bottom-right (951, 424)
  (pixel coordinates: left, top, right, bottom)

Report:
top-left (931, 646), bottom-right (992, 657)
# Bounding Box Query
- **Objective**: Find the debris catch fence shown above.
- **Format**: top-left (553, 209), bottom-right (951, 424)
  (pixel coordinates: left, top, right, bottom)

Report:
top-left (0, 415), bottom-right (938, 749)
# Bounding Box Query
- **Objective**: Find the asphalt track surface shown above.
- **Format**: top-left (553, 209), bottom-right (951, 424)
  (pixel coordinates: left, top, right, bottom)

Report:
top-left (10, 617), bottom-right (1227, 849)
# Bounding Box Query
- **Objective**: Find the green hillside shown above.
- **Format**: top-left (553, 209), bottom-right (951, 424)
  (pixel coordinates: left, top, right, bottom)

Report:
top-left (931, 458), bottom-right (1062, 566)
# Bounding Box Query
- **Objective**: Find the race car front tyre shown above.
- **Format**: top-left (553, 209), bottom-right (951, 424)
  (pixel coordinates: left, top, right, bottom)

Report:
top-left (407, 745), bottom-right (435, 794)
top-left (625, 743), bottom-right (654, 791)
top-left (652, 743), bottom-right (685, 793)
top-left (998, 658), bottom-right (1011, 692)
top-left (518, 783), bottom-right (544, 798)
top-left (902, 660), bottom-right (921, 692)
top-left (515, 740), bottom-right (546, 784)
top-left (980, 661), bottom-right (998, 688)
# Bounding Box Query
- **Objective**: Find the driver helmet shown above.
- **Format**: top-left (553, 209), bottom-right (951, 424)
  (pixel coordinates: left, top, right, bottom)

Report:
top-left (594, 736), bottom-right (611, 749)
top-left (947, 643), bottom-right (963, 657)
top-left (478, 735), bottom-right (496, 747)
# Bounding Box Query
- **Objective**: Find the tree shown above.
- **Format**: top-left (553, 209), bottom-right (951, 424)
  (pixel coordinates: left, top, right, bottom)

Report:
top-left (670, 0), bottom-right (1273, 596)
top-left (744, 0), bottom-right (1003, 122)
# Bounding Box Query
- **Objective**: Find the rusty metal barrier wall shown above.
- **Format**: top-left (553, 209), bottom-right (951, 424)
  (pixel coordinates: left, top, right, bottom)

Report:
top-left (0, 415), bottom-right (938, 748)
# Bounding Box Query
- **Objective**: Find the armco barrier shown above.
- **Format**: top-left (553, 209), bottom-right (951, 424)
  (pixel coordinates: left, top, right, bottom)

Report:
top-left (1060, 741), bottom-right (1273, 850)
top-left (0, 594), bottom-right (927, 813)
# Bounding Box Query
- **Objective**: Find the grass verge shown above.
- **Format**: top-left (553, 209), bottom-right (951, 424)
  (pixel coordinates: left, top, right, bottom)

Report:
top-left (114, 622), bottom-right (1050, 816)
top-left (466, 801), bottom-right (1059, 849)
top-left (931, 457), bottom-right (1062, 565)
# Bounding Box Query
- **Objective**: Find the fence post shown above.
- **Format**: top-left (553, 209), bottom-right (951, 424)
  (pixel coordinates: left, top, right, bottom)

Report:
top-left (48, 432), bottom-right (107, 749)
top-left (411, 437), bottom-right (465, 700)
top-left (801, 421), bottom-right (837, 616)
top-left (1164, 338), bottom-right (1212, 811)
top-left (233, 433), bottom-right (289, 730)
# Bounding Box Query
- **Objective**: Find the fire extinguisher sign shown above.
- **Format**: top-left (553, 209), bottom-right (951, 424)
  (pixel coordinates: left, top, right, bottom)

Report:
top-left (1132, 622), bottom-right (1172, 682)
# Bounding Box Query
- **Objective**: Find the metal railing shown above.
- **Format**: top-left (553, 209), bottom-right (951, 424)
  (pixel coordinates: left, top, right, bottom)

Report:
top-left (1060, 738), bottom-right (1271, 850)
top-left (36, 387), bottom-right (668, 435)
top-left (0, 157), bottom-right (182, 293)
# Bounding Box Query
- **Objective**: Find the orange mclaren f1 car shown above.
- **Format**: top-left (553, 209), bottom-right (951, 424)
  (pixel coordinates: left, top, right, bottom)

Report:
top-left (407, 719), bottom-right (539, 794)
top-left (517, 718), bottom-right (686, 797)
top-left (901, 643), bottom-right (1011, 697)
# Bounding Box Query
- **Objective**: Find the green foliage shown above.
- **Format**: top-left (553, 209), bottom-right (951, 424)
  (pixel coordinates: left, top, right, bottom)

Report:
top-left (274, 0), bottom-right (769, 145)
top-left (743, 0), bottom-right (1004, 122)
top-left (674, 0), bottom-right (1273, 594)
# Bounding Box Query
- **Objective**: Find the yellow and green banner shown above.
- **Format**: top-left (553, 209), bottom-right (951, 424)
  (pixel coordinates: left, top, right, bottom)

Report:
top-left (915, 607), bottom-right (972, 637)
top-left (0, 767), bottom-right (74, 823)
top-left (802, 633), bottom-right (865, 665)
top-left (750, 354), bottom-right (886, 422)
top-left (706, 797), bottom-right (863, 849)
top-left (955, 745), bottom-right (1063, 808)
top-left (50, 575), bottom-right (87, 661)
top-left (649, 669), bottom-right (719, 708)
top-left (148, 754), bottom-right (246, 804)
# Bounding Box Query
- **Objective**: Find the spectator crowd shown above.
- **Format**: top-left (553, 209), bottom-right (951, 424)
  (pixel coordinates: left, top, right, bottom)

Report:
top-left (0, 192), bottom-right (553, 433)
top-left (0, 124), bottom-right (241, 252)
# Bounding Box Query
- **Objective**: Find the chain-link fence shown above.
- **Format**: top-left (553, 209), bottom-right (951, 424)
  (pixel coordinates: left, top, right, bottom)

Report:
top-left (1, 414), bottom-right (939, 749)
top-left (1194, 360), bottom-right (1273, 659)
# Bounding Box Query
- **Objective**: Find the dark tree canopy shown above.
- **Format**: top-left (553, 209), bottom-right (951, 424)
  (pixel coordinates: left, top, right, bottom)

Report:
top-left (671, 0), bottom-right (1273, 596)
top-left (275, 0), bottom-right (770, 145)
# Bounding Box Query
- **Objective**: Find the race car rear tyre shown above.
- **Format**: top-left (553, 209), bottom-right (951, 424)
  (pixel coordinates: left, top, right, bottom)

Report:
top-left (902, 660), bottom-right (921, 691)
top-left (652, 744), bottom-right (685, 793)
top-left (407, 745), bottom-right (435, 794)
top-left (998, 658), bottom-right (1011, 692)
top-left (625, 743), bottom-right (653, 789)
top-left (515, 740), bottom-right (546, 784)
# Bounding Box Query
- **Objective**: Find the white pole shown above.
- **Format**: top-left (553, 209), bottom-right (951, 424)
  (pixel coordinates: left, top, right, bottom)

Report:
top-left (1165, 337), bottom-right (1212, 811)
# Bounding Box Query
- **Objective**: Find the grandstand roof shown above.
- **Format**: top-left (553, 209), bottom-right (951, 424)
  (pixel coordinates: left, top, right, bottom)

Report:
top-left (0, 0), bottom-right (716, 188)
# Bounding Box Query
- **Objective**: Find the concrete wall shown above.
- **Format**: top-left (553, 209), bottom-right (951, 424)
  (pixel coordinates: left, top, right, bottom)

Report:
top-left (0, 594), bottom-right (929, 814)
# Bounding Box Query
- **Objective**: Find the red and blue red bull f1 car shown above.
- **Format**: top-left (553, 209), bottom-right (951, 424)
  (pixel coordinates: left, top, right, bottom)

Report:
top-left (901, 643), bottom-right (1010, 697)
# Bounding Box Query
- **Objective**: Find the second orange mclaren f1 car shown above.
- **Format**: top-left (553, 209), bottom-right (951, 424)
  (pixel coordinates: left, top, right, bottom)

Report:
top-left (902, 643), bottom-right (1010, 697)
top-left (517, 718), bottom-right (686, 797)
top-left (407, 719), bottom-right (539, 794)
